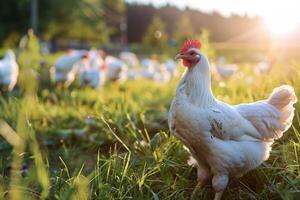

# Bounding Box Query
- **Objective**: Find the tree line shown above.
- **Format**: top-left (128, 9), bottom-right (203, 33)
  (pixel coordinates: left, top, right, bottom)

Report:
top-left (2, 1), bottom-right (299, 48)
top-left (0, 0), bottom-right (124, 47)
top-left (127, 3), bottom-right (270, 44)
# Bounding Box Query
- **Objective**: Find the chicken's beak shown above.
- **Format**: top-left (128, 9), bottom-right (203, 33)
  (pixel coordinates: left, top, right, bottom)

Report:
top-left (175, 53), bottom-right (189, 60)
top-left (175, 53), bottom-right (181, 60)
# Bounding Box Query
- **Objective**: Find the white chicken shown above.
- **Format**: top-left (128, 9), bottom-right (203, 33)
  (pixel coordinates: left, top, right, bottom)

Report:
top-left (53, 50), bottom-right (87, 87)
top-left (141, 58), bottom-right (172, 83)
top-left (127, 70), bottom-right (141, 80)
top-left (168, 40), bottom-right (297, 200)
top-left (162, 59), bottom-right (179, 77)
top-left (79, 49), bottom-right (106, 88)
top-left (141, 58), bottom-right (161, 80)
top-left (0, 50), bottom-right (19, 91)
top-left (157, 64), bottom-right (171, 83)
top-left (213, 56), bottom-right (238, 79)
top-left (255, 60), bottom-right (271, 75)
top-left (119, 51), bottom-right (139, 67)
top-left (105, 56), bottom-right (128, 82)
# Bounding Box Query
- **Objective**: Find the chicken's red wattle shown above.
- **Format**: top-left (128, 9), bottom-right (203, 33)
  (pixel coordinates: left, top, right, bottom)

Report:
top-left (183, 59), bottom-right (192, 68)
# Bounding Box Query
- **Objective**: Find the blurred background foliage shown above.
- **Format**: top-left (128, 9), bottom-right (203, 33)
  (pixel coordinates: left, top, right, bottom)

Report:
top-left (173, 14), bottom-right (194, 45)
top-left (2, 0), bottom-right (296, 51)
top-left (142, 16), bottom-right (168, 52)
top-left (0, 0), bottom-right (124, 48)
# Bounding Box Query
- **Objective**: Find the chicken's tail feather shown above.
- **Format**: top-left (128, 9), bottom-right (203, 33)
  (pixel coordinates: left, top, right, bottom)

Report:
top-left (267, 85), bottom-right (297, 133)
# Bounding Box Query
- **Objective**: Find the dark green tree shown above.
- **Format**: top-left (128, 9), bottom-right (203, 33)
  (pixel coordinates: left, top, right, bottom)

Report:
top-left (102, 0), bottom-right (126, 39)
top-left (173, 14), bottom-right (194, 45)
top-left (40, 0), bottom-right (108, 44)
top-left (142, 16), bottom-right (168, 50)
top-left (0, 0), bottom-right (126, 45)
top-left (197, 29), bottom-right (215, 61)
top-left (0, 0), bottom-right (31, 47)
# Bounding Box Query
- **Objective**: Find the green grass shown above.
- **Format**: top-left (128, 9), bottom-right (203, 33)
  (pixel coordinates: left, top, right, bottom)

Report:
top-left (0, 51), bottom-right (300, 200)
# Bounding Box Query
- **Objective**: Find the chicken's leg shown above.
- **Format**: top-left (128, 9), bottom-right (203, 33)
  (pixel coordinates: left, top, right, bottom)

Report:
top-left (197, 162), bottom-right (211, 186)
top-left (212, 174), bottom-right (228, 200)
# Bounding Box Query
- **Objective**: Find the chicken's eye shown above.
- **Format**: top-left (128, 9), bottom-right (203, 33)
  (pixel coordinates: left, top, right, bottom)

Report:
top-left (190, 51), bottom-right (195, 56)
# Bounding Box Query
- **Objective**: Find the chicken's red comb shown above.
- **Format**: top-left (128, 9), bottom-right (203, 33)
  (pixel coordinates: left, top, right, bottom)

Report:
top-left (180, 39), bottom-right (201, 53)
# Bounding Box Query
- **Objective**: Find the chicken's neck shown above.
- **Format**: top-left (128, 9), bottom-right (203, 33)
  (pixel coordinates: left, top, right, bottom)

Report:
top-left (184, 66), bottom-right (215, 108)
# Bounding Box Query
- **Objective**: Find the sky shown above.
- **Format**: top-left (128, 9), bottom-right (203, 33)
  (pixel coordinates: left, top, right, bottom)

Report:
top-left (126, 0), bottom-right (300, 36)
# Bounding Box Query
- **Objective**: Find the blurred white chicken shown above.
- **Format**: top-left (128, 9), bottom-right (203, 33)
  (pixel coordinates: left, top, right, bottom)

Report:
top-left (0, 50), bottom-right (19, 91)
top-left (212, 56), bottom-right (238, 79)
top-left (127, 69), bottom-right (141, 80)
top-left (140, 59), bottom-right (157, 80)
top-left (162, 59), bottom-right (179, 77)
top-left (79, 49), bottom-right (106, 88)
top-left (169, 40), bottom-right (297, 200)
top-left (156, 64), bottom-right (171, 83)
top-left (53, 49), bottom-right (87, 87)
top-left (119, 51), bottom-right (140, 68)
top-left (105, 56), bottom-right (128, 82)
top-left (141, 58), bottom-right (172, 83)
top-left (255, 60), bottom-right (271, 75)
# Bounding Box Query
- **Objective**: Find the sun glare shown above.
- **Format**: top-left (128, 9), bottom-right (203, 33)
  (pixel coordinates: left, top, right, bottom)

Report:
top-left (260, 1), bottom-right (300, 37)
top-left (263, 14), bottom-right (299, 37)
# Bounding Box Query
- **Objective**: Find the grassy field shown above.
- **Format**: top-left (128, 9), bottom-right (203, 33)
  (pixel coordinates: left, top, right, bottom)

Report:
top-left (0, 49), bottom-right (300, 200)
